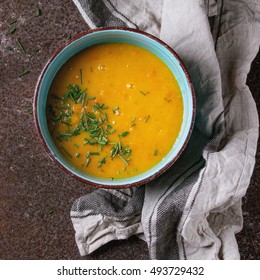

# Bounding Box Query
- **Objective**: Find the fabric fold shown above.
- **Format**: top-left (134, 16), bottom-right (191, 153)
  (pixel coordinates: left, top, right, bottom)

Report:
top-left (71, 187), bottom-right (145, 255)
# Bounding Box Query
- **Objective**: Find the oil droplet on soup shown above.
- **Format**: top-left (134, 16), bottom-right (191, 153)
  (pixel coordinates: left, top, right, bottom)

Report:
top-left (47, 42), bottom-right (183, 179)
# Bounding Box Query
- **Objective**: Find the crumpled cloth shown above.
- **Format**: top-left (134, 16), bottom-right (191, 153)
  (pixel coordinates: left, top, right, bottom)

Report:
top-left (70, 0), bottom-right (260, 259)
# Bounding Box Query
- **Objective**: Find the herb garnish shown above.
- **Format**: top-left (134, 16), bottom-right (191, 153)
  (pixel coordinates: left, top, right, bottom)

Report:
top-left (66, 35), bottom-right (71, 41)
top-left (85, 157), bottom-right (91, 167)
top-left (26, 107), bottom-right (33, 115)
top-left (118, 131), bottom-right (129, 137)
top-left (89, 152), bottom-right (100, 155)
top-left (64, 84), bottom-right (87, 104)
top-left (19, 70), bottom-right (30, 77)
top-left (47, 209), bottom-right (54, 215)
top-left (51, 83), bottom-right (133, 170)
top-left (17, 38), bottom-right (26, 54)
top-left (110, 141), bottom-right (131, 166)
top-left (98, 157), bottom-right (106, 167)
top-left (145, 115), bottom-right (150, 123)
top-left (80, 68), bottom-right (83, 84)
top-left (29, 48), bottom-right (39, 53)
top-left (36, 8), bottom-right (41, 17)
top-left (131, 117), bottom-right (136, 126)
top-left (119, 155), bottom-right (129, 166)
top-left (61, 121), bottom-right (72, 126)
top-left (113, 106), bottom-right (119, 114)
top-left (61, 146), bottom-right (72, 158)
top-left (5, 46), bottom-right (13, 51)
top-left (93, 103), bottom-right (108, 111)
top-left (9, 19), bottom-right (17, 25)
top-left (9, 27), bottom-right (16, 34)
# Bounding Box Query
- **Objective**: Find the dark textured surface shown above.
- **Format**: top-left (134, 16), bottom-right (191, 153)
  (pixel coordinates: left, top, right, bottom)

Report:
top-left (236, 50), bottom-right (260, 260)
top-left (0, 0), bottom-right (259, 260)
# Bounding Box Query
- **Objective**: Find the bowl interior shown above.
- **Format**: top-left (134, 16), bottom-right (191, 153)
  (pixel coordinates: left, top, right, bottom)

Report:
top-left (35, 29), bottom-right (194, 187)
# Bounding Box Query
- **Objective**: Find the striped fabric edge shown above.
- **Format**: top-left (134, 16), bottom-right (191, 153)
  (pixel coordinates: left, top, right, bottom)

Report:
top-left (72, 0), bottom-right (136, 28)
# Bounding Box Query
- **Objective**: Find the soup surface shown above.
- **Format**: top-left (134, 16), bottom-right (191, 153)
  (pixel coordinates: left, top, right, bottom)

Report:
top-left (47, 42), bottom-right (183, 179)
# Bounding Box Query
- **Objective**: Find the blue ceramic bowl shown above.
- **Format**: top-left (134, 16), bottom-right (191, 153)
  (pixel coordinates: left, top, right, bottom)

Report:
top-left (34, 27), bottom-right (195, 189)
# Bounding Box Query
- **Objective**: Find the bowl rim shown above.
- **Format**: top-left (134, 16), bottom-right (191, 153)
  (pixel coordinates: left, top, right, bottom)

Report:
top-left (33, 27), bottom-right (196, 189)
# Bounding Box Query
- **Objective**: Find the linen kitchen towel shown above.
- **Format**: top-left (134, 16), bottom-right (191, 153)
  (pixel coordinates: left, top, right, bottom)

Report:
top-left (71, 0), bottom-right (260, 259)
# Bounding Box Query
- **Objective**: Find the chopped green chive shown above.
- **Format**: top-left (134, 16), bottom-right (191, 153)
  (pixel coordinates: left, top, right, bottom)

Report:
top-left (59, 132), bottom-right (72, 137)
top-left (103, 112), bottom-right (108, 122)
top-left (119, 131), bottom-right (129, 137)
top-left (19, 70), bottom-right (29, 77)
top-left (26, 107), bottom-right (33, 115)
top-left (90, 152), bottom-right (100, 155)
top-left (85, 157), bottom-right (91, 167)
top-left (140, 91), bottom-right (147, 96)
top-left (105, 124), bottom-right (115, 134)
top-left (119, 155), bottom-right (129, 166)
top-left (108, 128), bottom-right (115, 134)
top-left (61, 146), bottom-right (73, 158)
top-left (17, 38), bottom-right (26, 54)
top-left (87, 139), bottom-right (98, 145)
top-left (108, 142), bottom-right (118, 145)
top-left (66, 35), bottom-right (71, 41)
top-left (71, 125), bottom-right (81, 136)
top-left (47, 209), bottom-right (54, 215)
top-left (80, 68), bottom-right (83, 84)
top-left (48, 83), bottom-right (136, 173)
top-left (145, 115), bottom-right (150, 123)
top-left (131, 117), bottom-right (136, 126)
top-left (61, 121), bottom-right (72, 126)
top-left (5, 46), bottom-right (13, 51)
top-left (109, 140), bottom-right (131, 166)
top-left (9, 27), bottom-right (16, 34)
top-left (98, 157), bottom-right (106, 167)
top-left (81, 92), bottom-right (86, 106)
top-left (98, 138), bottom-right (108, 146)
top-left (29, 48), bottom-right (39, 53)
top-left (113, 106), bottom-right (119, 113)
top-left (36, 8), bottom-right (41, 17)
top-left (9, 19), bottom-right (17, 25)
top-left (93, 103), bottom-right (108, 111)
top-left (153, 149), bottom-right (158, 156)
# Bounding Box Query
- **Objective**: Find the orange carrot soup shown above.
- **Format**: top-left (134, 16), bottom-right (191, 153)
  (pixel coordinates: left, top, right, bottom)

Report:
top-left (47, 42), bottom-right (183, 179)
